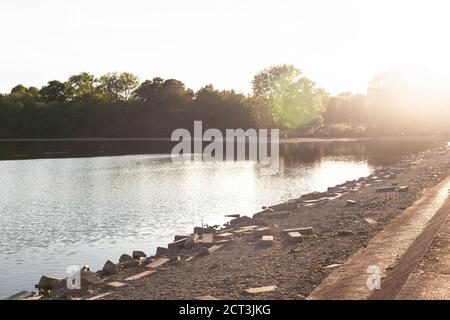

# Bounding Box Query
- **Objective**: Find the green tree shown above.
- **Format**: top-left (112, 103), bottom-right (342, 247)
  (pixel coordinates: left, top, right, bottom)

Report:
top-left (8, 85), bottom-right (41, 106)
top-left (67, 72), bottom-right (98, 99)
top-left (11, 84), bottom-right (32, 95)
top-left (99, 72), bottom-right (140, 101)
top-left (133, 77), bottom-right (165, 103)
top-left (40, 80), bottom-right (67, 102)
top-left (133, 77), bottom-right (193, 111)
top-left (252, 64), bottom-right (328, 128)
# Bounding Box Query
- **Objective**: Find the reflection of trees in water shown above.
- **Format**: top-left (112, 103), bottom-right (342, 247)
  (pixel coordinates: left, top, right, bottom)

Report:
top-left (0, 141), bottom-right (175, 160)
top-left (363, 141), bottom-right (437, 166)
top-left (280, 140), bottom-right (435, 167)
top-left (0, 140), bottom-right (436, 164)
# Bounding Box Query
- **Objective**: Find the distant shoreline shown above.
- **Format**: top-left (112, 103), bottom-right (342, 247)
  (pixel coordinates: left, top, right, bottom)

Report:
top-left (0, 136), bottom-right (444, 162)
top-left (0, 135), bottom-right (445, 143)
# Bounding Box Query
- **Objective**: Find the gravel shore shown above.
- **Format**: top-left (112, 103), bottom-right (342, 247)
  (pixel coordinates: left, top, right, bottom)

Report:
top-left (34, 142), bottom-right (450, 300)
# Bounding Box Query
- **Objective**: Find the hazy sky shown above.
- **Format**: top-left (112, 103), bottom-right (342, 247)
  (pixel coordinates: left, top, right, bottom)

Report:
top-left (1, 0), bottom-right (450, 95)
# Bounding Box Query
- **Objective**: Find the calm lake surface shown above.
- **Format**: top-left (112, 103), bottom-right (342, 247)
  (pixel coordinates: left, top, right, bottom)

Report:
top-left (0, 139), bottom-right (436, 298)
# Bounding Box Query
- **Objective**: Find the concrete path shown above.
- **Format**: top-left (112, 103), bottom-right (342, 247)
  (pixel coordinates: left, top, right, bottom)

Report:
top-left (396, 213), bottom-right (450, 299)
top-left (308, 175), bottom-right (450, 300)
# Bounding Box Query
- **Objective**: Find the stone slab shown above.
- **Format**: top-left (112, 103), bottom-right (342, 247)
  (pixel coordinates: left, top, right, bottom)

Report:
top-left (287, 232), bottom-right (303, 243)
top-left (376, 186), bottom-right (396, 192)
top-left (146, 258), bottom-right (170, 269)
top-left (216, 232), bottom-right (234, 238)
top-left (194, 295), bottom-right (220, 300)
top-left (174, 235), bottom-right (189, 241)
top-left (86, 292), bottom-right (113, 300)
top-left (252, 227), bottom-right (272, 235)
top-left (282, 227), bottom-right (315, 236)
top-left (245, 286), bottom-right (277, 294)
top-left (124, 270), bottom-right (155, 281)
top-left (201, 233), bottom-right (214, 243)
top-left (106, 281), bottom-right (127, 288)
top-left (208, 245), bottom-right (224, 254)
top-left (364, 218), bottom-right (377, 225)
top-left (168, 238), bottom-right (186, 251)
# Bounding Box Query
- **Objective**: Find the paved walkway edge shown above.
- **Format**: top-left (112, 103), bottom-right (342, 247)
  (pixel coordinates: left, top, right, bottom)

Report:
top-left (307, 174), bottom-right (450, 300)
top-left (370, 196), bottom-right (450, 299)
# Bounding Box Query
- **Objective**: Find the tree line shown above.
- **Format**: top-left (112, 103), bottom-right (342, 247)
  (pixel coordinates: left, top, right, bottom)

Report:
top-left (0, 72), bottom-right (274, 138)
top-left (1, 65), bottom-right (449, 138)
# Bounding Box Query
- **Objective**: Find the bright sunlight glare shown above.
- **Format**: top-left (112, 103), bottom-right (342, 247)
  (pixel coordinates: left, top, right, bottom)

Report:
top-left (1, 0), bottom-right (450, 94)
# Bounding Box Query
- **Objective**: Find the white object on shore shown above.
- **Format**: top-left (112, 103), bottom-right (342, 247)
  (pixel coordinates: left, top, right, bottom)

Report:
top-left (259, 235), bottom-right (274, 248)
top-left (287, 232), bottom-right (303, 244)
top-left (324, 263), bottom-right (342, 269)
top-left (364, 218), bottom-right (377, 225)
top-left (282, 227), bottom-right (315, 236)
top-left (198, 233), bottom-right (214, 247)
top-left (245, 285), bottom-right (277, 294)
top-left (106, 281), bottom-right (127, 288)
top-left (201, 233), bottom-right (214, 242)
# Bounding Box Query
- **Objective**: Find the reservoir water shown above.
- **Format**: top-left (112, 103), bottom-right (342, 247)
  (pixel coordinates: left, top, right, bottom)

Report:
top-left (0, 139), bottom-right (435, 298)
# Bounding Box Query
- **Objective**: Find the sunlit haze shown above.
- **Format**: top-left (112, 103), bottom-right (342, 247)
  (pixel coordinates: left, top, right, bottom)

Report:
top-left (2, 0), bottom-right (450, 303)
top-left (1, 0), bottom-right (450, 94)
